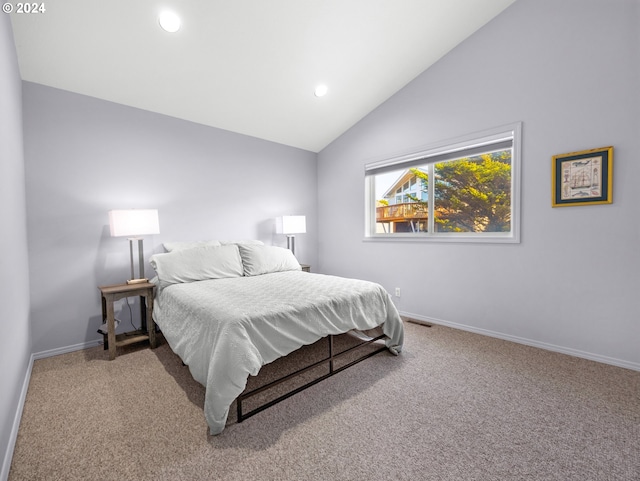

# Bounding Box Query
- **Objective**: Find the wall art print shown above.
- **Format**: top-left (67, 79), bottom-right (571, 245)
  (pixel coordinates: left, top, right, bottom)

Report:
top-left (551, 146), bottom-right (613, 207)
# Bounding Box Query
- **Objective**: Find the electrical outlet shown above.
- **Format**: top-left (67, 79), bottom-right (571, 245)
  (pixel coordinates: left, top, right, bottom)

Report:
top-left (395, 288), bottom-right (401, 297)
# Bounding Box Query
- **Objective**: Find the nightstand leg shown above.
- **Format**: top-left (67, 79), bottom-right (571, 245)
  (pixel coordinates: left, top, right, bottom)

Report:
top-left (106, 295), bottom-right (117, 360)
top-left (139, 296), bottom-right (147, 332)
top-left (101, 295), bottom-right (108, 350)
top-left (147, 295), bottom-right (157, 349)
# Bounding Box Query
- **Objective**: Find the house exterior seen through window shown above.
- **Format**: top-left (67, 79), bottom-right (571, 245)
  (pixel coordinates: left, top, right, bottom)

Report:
top-left (365, 123), bottom-right (521, 243)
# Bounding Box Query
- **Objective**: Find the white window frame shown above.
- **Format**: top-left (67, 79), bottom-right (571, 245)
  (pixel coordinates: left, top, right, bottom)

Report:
top-left (364, 122), bottom-right (522, 243)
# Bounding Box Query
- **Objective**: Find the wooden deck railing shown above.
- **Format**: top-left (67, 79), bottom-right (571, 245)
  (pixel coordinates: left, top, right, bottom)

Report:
top-left (376, 202), bottom-right (428, 222)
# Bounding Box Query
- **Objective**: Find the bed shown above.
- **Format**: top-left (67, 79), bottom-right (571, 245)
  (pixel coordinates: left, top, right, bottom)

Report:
top-left (150, 241), bottom-right (404, 435)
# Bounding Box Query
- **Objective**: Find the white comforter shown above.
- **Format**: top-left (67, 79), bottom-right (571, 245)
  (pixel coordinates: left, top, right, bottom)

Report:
top-left (153, 270), bottom-right (404, 434)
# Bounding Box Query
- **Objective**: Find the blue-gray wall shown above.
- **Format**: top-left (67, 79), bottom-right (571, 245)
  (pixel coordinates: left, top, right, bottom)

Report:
top-left (0, 14), bottom-right (31, 481)
top-left (22, 82), bottom-right (317, 354)
top-left (317, 0), bottom-right (640, 369)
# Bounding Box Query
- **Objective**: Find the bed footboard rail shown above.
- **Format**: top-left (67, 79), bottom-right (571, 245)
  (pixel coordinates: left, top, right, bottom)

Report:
top-left (237, 333), bottom-right (387, 423)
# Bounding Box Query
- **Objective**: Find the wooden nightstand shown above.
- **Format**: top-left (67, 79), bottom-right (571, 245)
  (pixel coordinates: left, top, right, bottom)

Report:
top-left (300, 264), bottom-right (311, 272)
top-left (99, 282), bottom-right (157, 360)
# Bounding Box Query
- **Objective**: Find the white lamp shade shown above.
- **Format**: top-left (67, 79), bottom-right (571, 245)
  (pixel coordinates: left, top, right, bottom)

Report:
top-left (109, 209), bottom-right (160, 237)
top-left (278, 215), bottom-right (306, 234)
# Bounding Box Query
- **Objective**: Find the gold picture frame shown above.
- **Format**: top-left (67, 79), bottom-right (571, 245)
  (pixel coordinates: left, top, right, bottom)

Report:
top-left (551, 146), bottom-right (613, 207)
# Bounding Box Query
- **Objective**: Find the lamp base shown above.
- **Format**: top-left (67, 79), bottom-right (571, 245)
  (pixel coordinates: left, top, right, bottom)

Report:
top-left (286, 235), bottom-right (296, 256)
top-left (126, 278), bottom-right (149, 285)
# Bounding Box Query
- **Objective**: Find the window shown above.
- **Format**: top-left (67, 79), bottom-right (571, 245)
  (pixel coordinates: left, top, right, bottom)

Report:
top-left (365, 123), bottom-right (521, 243)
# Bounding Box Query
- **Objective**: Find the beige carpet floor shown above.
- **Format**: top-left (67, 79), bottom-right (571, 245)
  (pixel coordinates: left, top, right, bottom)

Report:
top-left (8, 321), bottom-right (640, 481)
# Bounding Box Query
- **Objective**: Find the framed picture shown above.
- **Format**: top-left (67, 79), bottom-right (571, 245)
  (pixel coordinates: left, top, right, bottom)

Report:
top-left (552, 146), bottom-right (613, 207)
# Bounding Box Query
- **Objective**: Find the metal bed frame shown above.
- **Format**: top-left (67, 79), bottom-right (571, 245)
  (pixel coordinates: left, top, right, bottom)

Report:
top-left (236, 332), bottom-right (388, 423)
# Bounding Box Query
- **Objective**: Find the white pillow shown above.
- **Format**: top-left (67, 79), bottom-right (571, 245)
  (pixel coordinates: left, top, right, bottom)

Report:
top-left (150, 244), bottom-right (243, 287)
top-left (163, 240), bottom-right (222, 252)
top-left (238, 244), bottom-right (301, 276)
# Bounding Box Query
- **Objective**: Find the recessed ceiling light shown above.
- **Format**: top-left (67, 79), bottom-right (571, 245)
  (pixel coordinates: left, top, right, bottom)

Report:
top-left (314, 85), bottom-right (328, 97)
top-left (158, 11), bottom-right (181, 33)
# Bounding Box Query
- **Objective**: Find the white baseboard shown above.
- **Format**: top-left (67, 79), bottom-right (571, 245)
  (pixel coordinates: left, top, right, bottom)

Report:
top-left (401, 310), bottom-right (640, 372)
top-left (32, 338), bottom-right (102, 360)
top-left (1, 354), bottom-right (33, 481)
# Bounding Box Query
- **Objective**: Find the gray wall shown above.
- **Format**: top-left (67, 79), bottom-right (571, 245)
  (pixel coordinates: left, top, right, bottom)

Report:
top-left (317, 0), bottom-right (640, 369)
top-left (0, 15), bottom-right (31, 480)
top-left (23, 82), bottom-right (317, 354)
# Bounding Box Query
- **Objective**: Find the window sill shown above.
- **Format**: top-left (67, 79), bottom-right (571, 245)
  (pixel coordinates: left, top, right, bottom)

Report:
top-left (363, 234), bottom-right (520, 244)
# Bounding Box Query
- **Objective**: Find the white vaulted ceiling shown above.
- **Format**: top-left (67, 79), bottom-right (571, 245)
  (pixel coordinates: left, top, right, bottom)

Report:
top-left (10, 0), bottom-right (516, 152)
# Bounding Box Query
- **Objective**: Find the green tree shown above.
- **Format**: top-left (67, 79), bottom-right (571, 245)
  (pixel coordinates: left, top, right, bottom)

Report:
top-left (409, 151), bottom-right (511, 232)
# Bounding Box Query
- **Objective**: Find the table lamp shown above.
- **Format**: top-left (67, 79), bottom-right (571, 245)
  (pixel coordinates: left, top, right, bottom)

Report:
top-left (108, 209), bottom-right (160, 284)
top-left (277, 215), bottom-right (306, 256)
